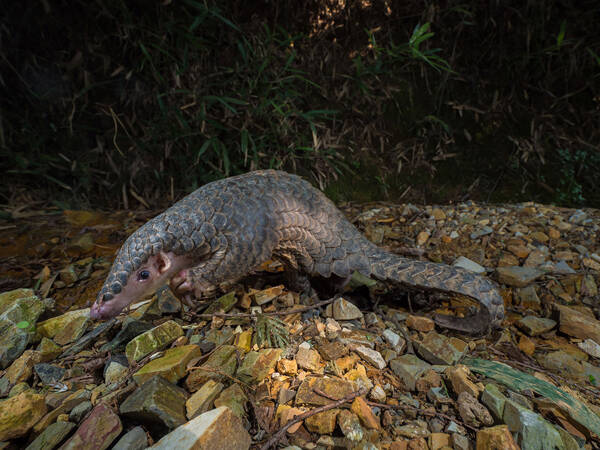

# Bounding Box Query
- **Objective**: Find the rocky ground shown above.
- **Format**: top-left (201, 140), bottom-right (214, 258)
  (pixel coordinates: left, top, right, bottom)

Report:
top-left (0, 200), bottom-right (599, 449)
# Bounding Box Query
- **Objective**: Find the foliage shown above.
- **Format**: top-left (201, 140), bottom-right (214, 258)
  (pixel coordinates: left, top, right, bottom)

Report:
top-left (0, 1), bottom-right (598, 207)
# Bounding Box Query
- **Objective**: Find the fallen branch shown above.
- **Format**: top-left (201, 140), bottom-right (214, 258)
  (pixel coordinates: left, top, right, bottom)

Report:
top-left (259, 388), bottom-right (366, 450)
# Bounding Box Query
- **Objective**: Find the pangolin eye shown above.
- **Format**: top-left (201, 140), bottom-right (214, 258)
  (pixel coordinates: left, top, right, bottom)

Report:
top-left (138, 270), bottom-right (150, 281)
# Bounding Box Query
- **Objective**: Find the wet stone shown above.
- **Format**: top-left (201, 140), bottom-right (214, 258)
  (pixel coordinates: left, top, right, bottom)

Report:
top-left (503, 401), bottom-right (563, 449)
top-left (295, 377), bottom-right (357, 406)
top-left (414, 331), bottom-right (467, 365)
top-left (481, 384), bottom-right (507, 422)
top-left (37, 337), bottom-right (62, 361)
top-left (186, 379), bottom-right (224, 419)
top-left (236, 348), bottom-right (282, 383)
top-left (204, 290), bottom-right (238, 314)
top-left (296, 346), bottom-right (322, 371)
top-left (390, 355), bottom-right (432, 391)
top-left (120, 376), bottom-right (188, 430)
top-left (104, 354), bottom-right (129, 384)
top-left (338, 409), bottom-right (364, 442)
top-left (185, 345), bottom-right (238, 391)
top-left (25, 420), bottom-right (76, 450)
top-left (101, 318), bottom-right (154, 352)
top-left (515, 285), bottom-right (540, 309)
top-left (453, 256), bottom-right (486, 274)
top-left (6, 349), bottom-right (42, 384)
top-left (0, 389), bottom-right (47, 440)
top-left (496, 266), bottom-right (544, 287)
top-left (133, 344), bottom-right (201, 386)
top-left (0, 289), bottom-right (45, 368)
top-left (156, 285), bottom-right (182, 314)
top-left (515, 315), bottom-right (556, 336)
top-left (214, 383), bottom-right (248, 418)
top-left (37, 308), bottom-right (90, 346)
top-left (151, 406), bottom-right (251, 450)
top-left (69, 400), bottom-right (93, 423)
top-left (34, 363), bottom-right (66, 385)
top-left (60, 403), bottom-right (122, 450)
top-left (125, 320), bottom-right (184, 363)
top-left (351, 396), bottom-right (380, 430)
top-left (476, 425), bottom-right (519, 450)
top-left (112, 426), bottom-right (148, 450)
top-left (355, 345), bottom-right (386, 369)
top-left (305, 408), bottom-right (340, 434)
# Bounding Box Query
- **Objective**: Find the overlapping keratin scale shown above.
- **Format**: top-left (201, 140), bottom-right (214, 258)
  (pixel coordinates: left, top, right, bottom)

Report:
top-left (98, 169), bottom-right (504, 331)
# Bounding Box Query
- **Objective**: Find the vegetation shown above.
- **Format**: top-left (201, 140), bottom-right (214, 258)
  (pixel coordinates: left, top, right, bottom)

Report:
top-left (1, 1), bottom-right (598, 208)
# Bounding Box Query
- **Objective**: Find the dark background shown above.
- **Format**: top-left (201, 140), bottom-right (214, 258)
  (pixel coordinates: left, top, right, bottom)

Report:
top-left (1, 0), bottom-right (599, 210)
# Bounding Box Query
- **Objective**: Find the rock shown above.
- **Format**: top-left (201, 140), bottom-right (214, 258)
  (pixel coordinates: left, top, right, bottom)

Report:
top-left (577, 339), bottom-right (600, 359)
top-left (214, 383), bottom-right (248, 419)
top-left (415, 369), bottom-right (443, 392)
top-left (0, 289), bottom-right (45, 368)
top-left (120, 376), bottom-right (188, 430)
top-left (476, 425), bottom-right (519, 450)
top-left (100, 318), bottom-right (154, 352)
top-left (382, 329), bottom-right (402, 347)
top-left (351, 396), bottom-right (380, 430)
top-left (104, 355), bottom-right (129, 384)
top-left (186, 379), bottom-right (224, 419)
top-left (457, 391), bottom-right (493, 427)
top-left (524, 250), bottom-right (547, 267)
top-left (393, 420), bottom-right (430, 439)
top-left (496, 266), bottom-right (544, 287)
top-left (234, 329), bottom-right (253, 353)
top-left (515, 285), bottom-right (540, 309)
top-left (355, 345), bottom-right (386, 369)
top-left (445, 365), bottom-right (482, 398)
top-left (416, 231), bottom-right (430, 246)
top-left (338, 409), bottom-right (364, 441)
top-left (60, 403), bottom-right (122, 450)
top-left (133, 344), bottom-right (201, 385)
top-left (25, 420), bottom-right (76, 450)
top-left (112, 426), bottom-right (148, 450)
top-left (5, 349), bottom-right (42, 384)
top-left (453, 256), bottom-right (486, 274)
top-left (0, 389), bottom-right (47, 440)
top-left (125, 320), bottom-right (184, 363)
top-left (156, 285), bottom-right (182, 314)
top-left (295, 377), bottom-right (357, 406)
top-left (296, 346), bottom-right (322, 371)
top-left (37, 337), bottom-right (62, 361)
top-left (582, 257), bottom-right (600, 271)
top-left (277, 358), bottom-right (298, 375)
top-left (252, 285), bottom-right (284, 305)
top-left (332, 297), bottom-right (363, 320)
top-left (507, 243), bottom-right (531, 259)
top-left (406, 315), bottom-right (435, 332)
top-left (185, 345), bottom-right (238, 391)
top-left (314, 338), bottom-right (349, 361)
top-left (369, 385), bottom-right (387, 402)
top-left (503, 400), bottom-right (564, 449)
top-left (325, 318), bottom-right (342, 339)
top-left (538, 351), bottom-right (585, 379)
top-left (389, 355), bottom-right (431, 391)
top-left (34, 363), bottom-right (66, 385)
top-left (518, 335), bottom-right (536, 356)
top-left (37, 308), bottom-right (90, 346)
top-left (69, 400), bottom-right (93, 424)
top-left (33, 389), bottom-right (91, 434)
top-left (452, 432), bottom-right (471, 450)
top-left (414, 331), bottom-right (467, 365)
top-left (515, 316), bottom-right (556, 336)
top-left (236, 348), bottom-right (282, 383)
top-left (429, 432), bottom-right (451, 450)
top-left (557, 305), bottom-right (600, 343)
top-left (305, 409), bottom-right (340, 434)
top-left (431, 208), bottom-right (446, 220)
top-left (151, 406), bottom-right (251, 449)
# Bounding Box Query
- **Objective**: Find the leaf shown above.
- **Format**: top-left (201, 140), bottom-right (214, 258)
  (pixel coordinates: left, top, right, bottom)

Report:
top-left (556, 20), bottom-right (566, 48)
top-left (16, 321), bottom-right (30, 329)
top-left (465, 358), bottom-right (600, 436)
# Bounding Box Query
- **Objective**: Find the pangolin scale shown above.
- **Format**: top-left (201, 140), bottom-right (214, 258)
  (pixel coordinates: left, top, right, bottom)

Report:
top-left (92, 170), bottom-right (504, 333)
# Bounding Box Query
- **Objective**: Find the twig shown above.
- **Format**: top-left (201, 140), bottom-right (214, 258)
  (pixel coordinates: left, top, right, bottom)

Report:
top-left (190, 297), bottom-right (337, 320)
top-left (366, 400), bottom-right (478, 432)
top-left (259, 389), bottom-right (366, 450)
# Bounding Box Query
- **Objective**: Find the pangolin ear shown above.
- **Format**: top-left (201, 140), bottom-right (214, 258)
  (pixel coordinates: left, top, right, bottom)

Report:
top-left (155, 251), bottom-right (173, 274)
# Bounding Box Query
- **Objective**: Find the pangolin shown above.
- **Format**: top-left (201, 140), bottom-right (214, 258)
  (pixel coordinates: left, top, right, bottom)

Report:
top-left (91, 170), bottom-right (504, 333)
